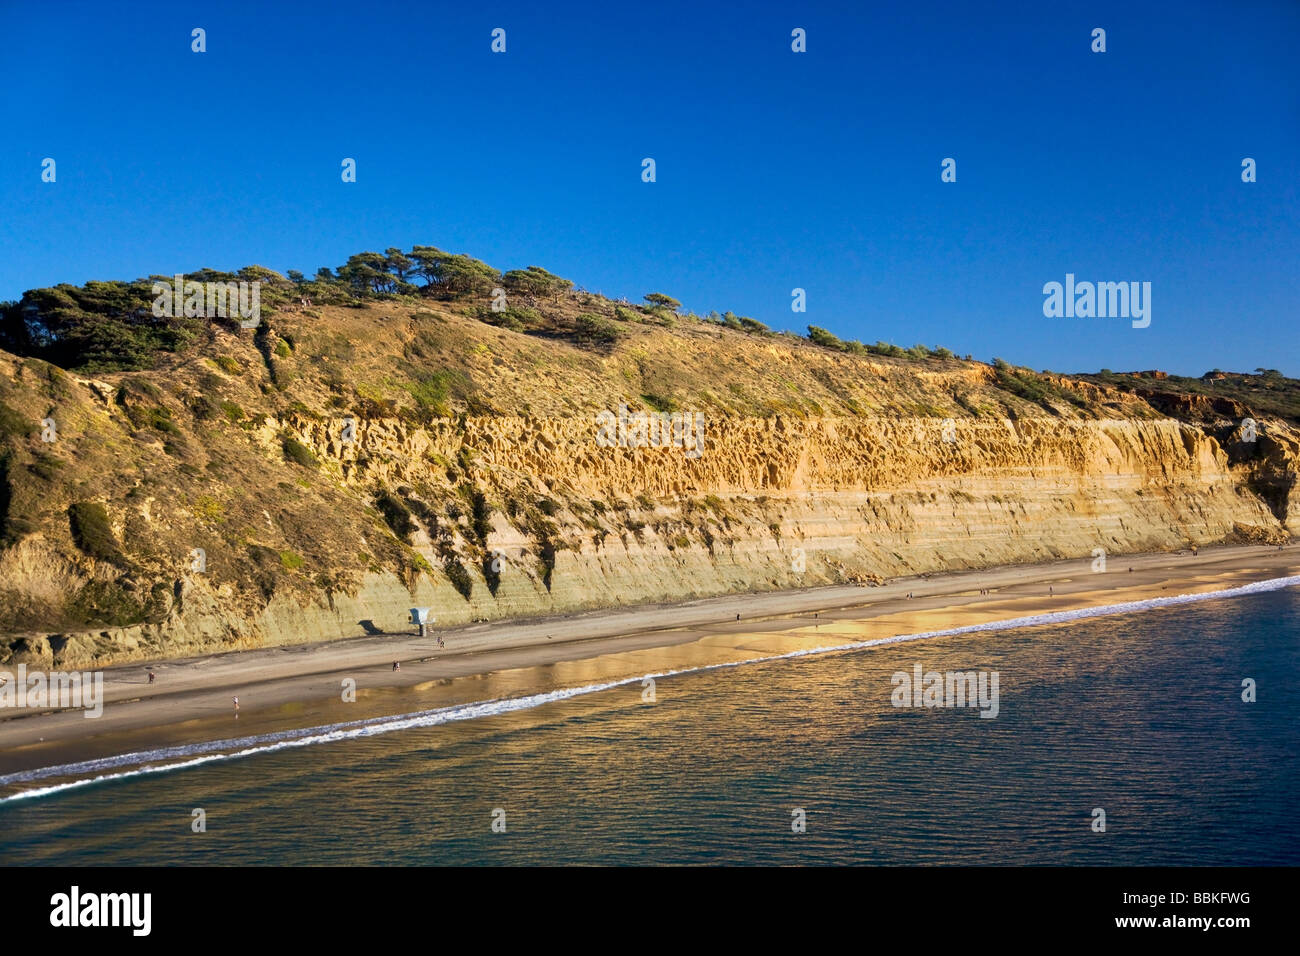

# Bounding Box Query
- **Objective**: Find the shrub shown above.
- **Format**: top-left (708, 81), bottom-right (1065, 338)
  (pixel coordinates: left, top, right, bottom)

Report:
top-left (146, 406), bottom-right (181, 434)
top-left (481, 310), bottom-right (522, 332)
top-left (67, 579), bottom-right (149, 626)
top-left (282, 436), bottom-right (317, 468)
top-left (869, 341), bottom-right (905, 357)
top-left (69, 501), bottom-right (125, 564)
top-left (807, 326), bottom-right (845, 350)
top-left (573, 313), bottom-right (622, 347)
top-left (482, 552), bottom-right (502, 595)
top-left (403, 370), bottom-right (466, 421)
top-left (992, 361), bottom-right (1056, 408)
top-left (539, 539), bottom-right (558, 591)
top-left (641, 392), bottom-right (677, 413)
top-left (467, 488), bottom-right (493, 544)
top-left (192, 495), bottom-right (224, 523)
top-left (26, 451), bottom-right (63, 483)
top-left (375, 491), bottom-right (415, 541)
top-left (444, 556), bottom-right (473, 599)
top-left (0, 401), bottom-right (30, 439)
top-left (190, 393), bottom-right (221, 421)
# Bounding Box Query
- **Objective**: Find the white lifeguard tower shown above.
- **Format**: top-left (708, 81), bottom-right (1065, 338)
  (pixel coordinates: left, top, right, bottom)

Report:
top-left (409, 607), bottom-right (432, 638)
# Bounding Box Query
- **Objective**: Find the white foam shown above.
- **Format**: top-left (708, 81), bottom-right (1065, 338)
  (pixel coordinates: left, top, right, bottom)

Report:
top-left (3, 573), bottom-right (1296, 804)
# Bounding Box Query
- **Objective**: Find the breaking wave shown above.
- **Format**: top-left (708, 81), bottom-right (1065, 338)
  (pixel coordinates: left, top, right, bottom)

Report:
top-left (3, 574), bottom-right (1296, 803)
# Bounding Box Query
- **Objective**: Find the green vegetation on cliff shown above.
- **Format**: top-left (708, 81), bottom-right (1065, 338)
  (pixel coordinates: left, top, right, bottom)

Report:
top-left (0, 245), bottom-right (1294, 660)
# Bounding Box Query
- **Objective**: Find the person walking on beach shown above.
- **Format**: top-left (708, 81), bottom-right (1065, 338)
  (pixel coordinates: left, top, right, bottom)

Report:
top-left (148, 671), bottom-right (156, 685)
top-left (233, 696), bottom-right (239, 711)
top-left (393, 661), bottom-right (400, 671)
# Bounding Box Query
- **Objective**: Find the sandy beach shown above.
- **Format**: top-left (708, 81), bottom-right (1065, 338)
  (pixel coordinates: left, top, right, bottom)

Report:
top-left (2, 542), bottom-right (1296, 773)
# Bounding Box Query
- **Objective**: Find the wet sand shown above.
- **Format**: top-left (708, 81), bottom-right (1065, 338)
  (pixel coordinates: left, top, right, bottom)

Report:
top-left (1, 543), bottom-right (1295, 774)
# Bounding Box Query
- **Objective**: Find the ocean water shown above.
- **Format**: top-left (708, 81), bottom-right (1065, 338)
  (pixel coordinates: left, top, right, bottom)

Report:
top-left (2, 583), bottom-right (1297, 866)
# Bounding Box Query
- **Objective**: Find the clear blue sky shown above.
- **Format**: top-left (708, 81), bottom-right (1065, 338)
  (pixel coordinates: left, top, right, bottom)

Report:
top-left (2, 0), bottom-right (1296, 376)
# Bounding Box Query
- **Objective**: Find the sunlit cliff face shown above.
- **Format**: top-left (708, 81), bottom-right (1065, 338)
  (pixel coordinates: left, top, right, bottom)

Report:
top-left (0, 301), bottom-right (1294, 666)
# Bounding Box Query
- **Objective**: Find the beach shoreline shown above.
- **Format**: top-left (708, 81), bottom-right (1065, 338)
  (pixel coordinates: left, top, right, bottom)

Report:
top-left (2, 542), bottom-right (1296, 774)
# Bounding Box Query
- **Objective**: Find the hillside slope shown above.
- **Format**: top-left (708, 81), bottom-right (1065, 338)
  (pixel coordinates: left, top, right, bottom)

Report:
top-left (1, 258), bottom-right (1295, 667)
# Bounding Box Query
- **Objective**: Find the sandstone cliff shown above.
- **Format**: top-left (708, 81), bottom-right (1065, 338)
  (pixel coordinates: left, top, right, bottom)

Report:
top-left (0, 287), bottom-right (1294, 668)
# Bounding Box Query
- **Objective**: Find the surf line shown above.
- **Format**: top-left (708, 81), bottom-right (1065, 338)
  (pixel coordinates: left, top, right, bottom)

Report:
top-left (3, 573), bottom-right (1297, 804)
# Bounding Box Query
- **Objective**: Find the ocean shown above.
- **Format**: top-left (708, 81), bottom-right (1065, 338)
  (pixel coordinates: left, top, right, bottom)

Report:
top-left (2, 581), bottom-right (1298, 865)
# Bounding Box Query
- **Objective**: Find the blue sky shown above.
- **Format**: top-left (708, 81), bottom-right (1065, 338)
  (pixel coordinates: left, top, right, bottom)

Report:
top-left (2, 0), bottom-right (1296, 375)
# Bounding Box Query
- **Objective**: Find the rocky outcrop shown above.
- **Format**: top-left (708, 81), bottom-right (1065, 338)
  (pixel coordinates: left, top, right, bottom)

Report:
top-left (1132, 387), bottom-right (1251, 423)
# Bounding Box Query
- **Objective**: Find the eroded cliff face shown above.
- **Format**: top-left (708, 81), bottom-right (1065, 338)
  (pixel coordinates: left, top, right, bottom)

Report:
top-left (258, 412), bottom-right (1287, 618)
top-left (4, 408), bottom-right (1292, 669)
top-left (0, 300), bottom-right (1294, 668)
